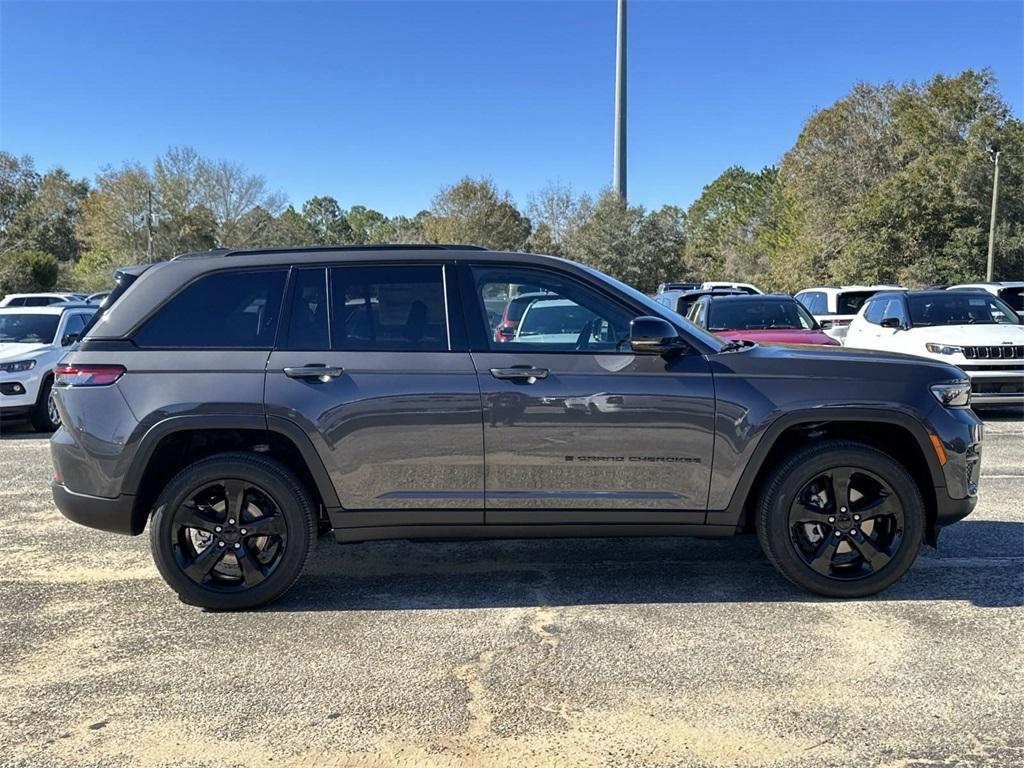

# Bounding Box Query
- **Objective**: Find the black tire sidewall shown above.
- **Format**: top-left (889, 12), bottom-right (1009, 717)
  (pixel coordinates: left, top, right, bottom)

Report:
top-left (149, 453), bottom-right (315, 610)
top-left (758, 443), bottom-right (925, 598)
top-left (31, 377), bottom-right (59, 432)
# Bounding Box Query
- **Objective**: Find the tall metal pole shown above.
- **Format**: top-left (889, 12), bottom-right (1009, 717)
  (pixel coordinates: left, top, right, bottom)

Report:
top-left (146, 189), bottom-right (154, 263)
top-left (613, 0), bottom-right (627, 200)
top-left (986, 150), bottom-right (1000, 281)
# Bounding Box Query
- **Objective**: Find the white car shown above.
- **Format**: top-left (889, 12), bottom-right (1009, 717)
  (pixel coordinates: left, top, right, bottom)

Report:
top-left (795, 285), bottom-right (903, 343)
top-left (0, 292), bottom-right (84, 307)
top-left (947, 282), bottom-right (1024, 319)
top-left (514, 298), bottom-right (599, 345)
top-left (0, 305), bottom-right (96, 431)
top-left (845, 289), bottom-right (1024, 406)
top-left (700, 281), bottom-right (762, 295)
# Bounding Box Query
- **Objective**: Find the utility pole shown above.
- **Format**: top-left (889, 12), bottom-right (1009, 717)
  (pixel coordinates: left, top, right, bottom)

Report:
top-left (613, 0), bottom-right (627, 200)
top-left (146, 189), bottom-right (154, 263)
top-left (986, 148), bottom-right (1000, 281)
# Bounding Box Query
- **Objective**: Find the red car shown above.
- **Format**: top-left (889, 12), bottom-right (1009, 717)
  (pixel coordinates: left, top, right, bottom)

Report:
top-left (492, 291), bottom-right (549, 342)
top-left (687, 294), bottom-right (840, 346)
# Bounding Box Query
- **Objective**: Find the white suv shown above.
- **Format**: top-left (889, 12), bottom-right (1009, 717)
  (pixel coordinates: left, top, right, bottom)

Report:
top-left (946, 282), bottom-right (1024, 320)
top-left (845, 289), bottom-right (1024, 406)
top-left (0, 304), bottom-right (96, 430)
top-left (795, 285), bottom-right (903, 343)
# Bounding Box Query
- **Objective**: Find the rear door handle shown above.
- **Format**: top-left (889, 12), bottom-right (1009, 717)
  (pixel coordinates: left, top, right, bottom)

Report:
top-left (489, 366), bottom-right (549, 382)
top-left (284, 365), bottom-right (344, 381)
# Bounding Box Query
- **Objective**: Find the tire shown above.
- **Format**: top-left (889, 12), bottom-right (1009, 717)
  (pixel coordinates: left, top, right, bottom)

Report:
top-left (30, 376), bottom-right (60, 432)
top-left (149, 452), bottom-right (317, 610)
top-left (755, 439), bottom-right (925, 598)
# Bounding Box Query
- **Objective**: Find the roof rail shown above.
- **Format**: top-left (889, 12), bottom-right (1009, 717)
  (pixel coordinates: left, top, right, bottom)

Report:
top-left (171, 244), bottom-right (489, 261)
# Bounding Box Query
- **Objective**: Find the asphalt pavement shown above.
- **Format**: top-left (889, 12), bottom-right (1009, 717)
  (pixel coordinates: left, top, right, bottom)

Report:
top-left (1, 409), bottom-right (1021, 768)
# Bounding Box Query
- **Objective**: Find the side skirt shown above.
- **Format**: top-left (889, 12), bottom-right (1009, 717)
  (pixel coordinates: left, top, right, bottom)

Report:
top-left (333, 523), bottom-right (737, 544)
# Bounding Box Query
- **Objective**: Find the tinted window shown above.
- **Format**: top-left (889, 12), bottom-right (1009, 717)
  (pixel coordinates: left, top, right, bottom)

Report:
top-left (134, 269), bottom-right (287, 348)
top-left (998, 287), bottom-right (1023, 312)
top-left (878, 297), bottom-right (908, 325)
top-left (25, 297), bottom-right (59, 306)
top-left (283, 269), bottom-right (329, 350)
top-left (63, 312), bottom-right (90, 340)
top-left (863, 299), bottom-right (884, 325)
top-left (0, 313), bottom-right (60, 343)
top-left (836, 291), bottom-right (878, 315)
top-left (908, 294), bottom-right (1021, 327)
top-left (330, 265), bottom-right (448, 351)
top-left (796, 292), bottom-right (820, 314)
top-left (707, 298), bottom-right (815, 331)
top-left (472, 266), bottom-right (636, 352)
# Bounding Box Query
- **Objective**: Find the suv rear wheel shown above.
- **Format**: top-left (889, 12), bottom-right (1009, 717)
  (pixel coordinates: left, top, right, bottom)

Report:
top-left (149, 452), bottom-right (316, 610)
top-left (756, 440), bottom-right (925, 598)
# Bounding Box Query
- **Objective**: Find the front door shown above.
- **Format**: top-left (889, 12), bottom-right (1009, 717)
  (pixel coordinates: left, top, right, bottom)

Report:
top-left (265, 263), bottom-right (484, 525)
top-left (462, 264), bottom-right (716, 525)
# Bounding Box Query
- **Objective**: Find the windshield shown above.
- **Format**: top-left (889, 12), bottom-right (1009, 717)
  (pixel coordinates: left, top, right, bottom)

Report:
top-left (908, 293), bottom-right (1021, 327)
top-left (997, 287), bottom-right (1023, 312)
top-left (577, 264), bottom-right (726, 352)
top-left (836, 291), bottom-right (880, 315)
top-left (0, 313), bottom-right (59, 343)
top-left (708, 299), bottom-right (817, 331)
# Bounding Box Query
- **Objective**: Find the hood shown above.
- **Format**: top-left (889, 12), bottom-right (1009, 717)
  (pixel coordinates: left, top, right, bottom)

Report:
top-left (714, 328), bottom-right (838, 346)
top-left (0, 342), bottom-right (50, 361)
top-left (905, 324), bottom-right (1024, 345)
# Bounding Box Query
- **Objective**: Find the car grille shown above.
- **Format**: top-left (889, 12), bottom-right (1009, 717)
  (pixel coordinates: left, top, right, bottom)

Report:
top-left (959, 363), bottom-right (1024, 371)
top-left (962, 344), bottom-right (1024, 360)
top-left (971, 377), bottom-right (1024, 395)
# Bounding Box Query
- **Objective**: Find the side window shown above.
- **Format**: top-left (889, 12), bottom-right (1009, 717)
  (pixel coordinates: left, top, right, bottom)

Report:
top-left (863, 299), bottom-right (884, 325)
top-left (283, 268), bottom-right (329, 350)
top-left (806, 292), bottom-right (827, 314)
top-left (471, 266), bottom-right (636, 352)
top-left (881, 298), bottom-right (908, 325)
top-left (689, 300), bottom-right (706, 326)
top-left (26, 297), bottom-right (55, 306)
top-left (134, 269), bottom-right (287, 348)
top-left (330, 264), bottom-right (448, 351)
top-left (62, 313), bottom-right (89, 342)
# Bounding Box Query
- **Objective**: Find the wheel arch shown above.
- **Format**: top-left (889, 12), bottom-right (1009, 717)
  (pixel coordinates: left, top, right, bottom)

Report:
top-left (715, 408), bottom-right (944, 544)
top-left (125, 415), bottom-right (339, 527)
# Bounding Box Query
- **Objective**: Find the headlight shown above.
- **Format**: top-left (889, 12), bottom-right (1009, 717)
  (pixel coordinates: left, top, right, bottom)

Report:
top-left (0, 359), bottom-right (37, 373)
top-left (925, 343), bottom-right (963, 355)
top-left (930, 381), bottom-right (971, 408)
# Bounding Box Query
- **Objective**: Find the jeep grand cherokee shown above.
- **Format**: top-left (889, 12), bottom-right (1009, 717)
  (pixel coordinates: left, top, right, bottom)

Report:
top-left (50, 246), bottom-right (982, 609)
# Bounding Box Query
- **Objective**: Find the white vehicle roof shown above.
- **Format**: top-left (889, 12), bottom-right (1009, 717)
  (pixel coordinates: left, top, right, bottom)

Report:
top-left (948, 281), bottom-right (1024, 290)
top-left (797, 285), bottom-right (904, 296)
top-left (701, 281), bottom-right (762, 293)
top-left (0, 304), bottom-right (90, 316)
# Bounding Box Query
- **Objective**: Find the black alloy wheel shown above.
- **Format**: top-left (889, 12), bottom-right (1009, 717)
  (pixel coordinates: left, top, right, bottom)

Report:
top-left (787, 466), bottom-right (905, 580)
top-left (756, 440), bottom-right (925, 598)
top-left (150, 452), bottom-right (316, 610)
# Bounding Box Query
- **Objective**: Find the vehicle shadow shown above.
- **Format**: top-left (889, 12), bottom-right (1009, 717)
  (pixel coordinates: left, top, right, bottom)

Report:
top-left (268, 519), bottom-right (1023, 613)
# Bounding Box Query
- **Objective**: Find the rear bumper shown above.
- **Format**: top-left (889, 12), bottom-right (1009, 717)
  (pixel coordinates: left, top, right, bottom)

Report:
top-left (52, 482), bottom-right (144, 535)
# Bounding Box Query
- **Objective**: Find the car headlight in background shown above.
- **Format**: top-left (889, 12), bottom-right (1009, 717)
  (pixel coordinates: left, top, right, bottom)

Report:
top-left (0, 359), bottom-right (37, 373)
top-left (925, 343), bottom-right (963, 355)
top-left (930, 380), bottom-right (971, 408)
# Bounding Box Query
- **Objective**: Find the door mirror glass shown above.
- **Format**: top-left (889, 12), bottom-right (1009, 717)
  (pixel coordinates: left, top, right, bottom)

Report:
top-left (629, 316), bottom-right (686, 354)
top-left (880, 316), bottom-right (903, 329)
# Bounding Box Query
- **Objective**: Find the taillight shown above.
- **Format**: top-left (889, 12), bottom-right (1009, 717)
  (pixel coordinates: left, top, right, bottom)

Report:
top-left (54, 364), bottom-right (126, 386)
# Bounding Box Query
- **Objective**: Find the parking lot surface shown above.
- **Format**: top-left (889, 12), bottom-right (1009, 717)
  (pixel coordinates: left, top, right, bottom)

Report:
top-left (1, 410), bottom-right (1021, 768)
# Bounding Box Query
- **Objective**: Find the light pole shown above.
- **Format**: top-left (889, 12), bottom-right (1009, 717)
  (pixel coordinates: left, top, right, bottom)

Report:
top-left (613, 0), bottom-right (627, 200)
top-left (986, 145), bottom-right (1000, 281)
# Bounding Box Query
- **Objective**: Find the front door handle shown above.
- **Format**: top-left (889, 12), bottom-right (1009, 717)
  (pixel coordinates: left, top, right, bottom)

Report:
top-left (284, 365), bottom-right (344, 381)
top-left (489, 366), bottom-right (549, 383)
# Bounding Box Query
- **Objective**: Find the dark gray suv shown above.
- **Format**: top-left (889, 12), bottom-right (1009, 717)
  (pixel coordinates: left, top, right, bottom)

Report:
top-left (51, 246), bottom-right (983, 609)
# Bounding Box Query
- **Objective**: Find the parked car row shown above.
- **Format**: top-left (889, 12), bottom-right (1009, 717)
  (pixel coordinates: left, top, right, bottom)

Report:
top-left (0, 291), bottom-right (110, 307)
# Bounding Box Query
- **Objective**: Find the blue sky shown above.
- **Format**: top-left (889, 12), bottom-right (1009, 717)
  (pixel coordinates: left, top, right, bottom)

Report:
top-left (2, 0), bottom-right (1022, 215)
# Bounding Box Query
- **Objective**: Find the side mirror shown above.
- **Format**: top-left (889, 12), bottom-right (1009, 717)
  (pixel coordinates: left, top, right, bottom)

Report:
top-left (880, 317), bottom-right (903, 330)
top-left (629, 316), bottom-right (687, 355)
top-left (498, 326), bottom-right (515, 338)
top-left (62, 332), bottom-right (80, 346)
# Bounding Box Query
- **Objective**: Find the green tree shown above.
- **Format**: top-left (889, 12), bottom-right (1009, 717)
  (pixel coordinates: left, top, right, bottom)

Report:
top-left (0, 250), bottom-right (60, 294)
top-left (302, 196), bottom-right (355, 244)
top-left (425, 177), bottom-right (530, 250)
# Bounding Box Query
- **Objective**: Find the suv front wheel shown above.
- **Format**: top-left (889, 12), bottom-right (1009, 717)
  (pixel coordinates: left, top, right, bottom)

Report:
top-left (149, 452), bottom-right (317, 610)
top-left (756, 440), bottom-right (925, 598)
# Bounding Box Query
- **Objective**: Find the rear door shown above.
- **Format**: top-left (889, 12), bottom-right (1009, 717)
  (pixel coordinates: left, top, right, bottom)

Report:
top-left (264, 262), bottom-right (484, 524)
top-left (461, 263), bottom-right (715, 525)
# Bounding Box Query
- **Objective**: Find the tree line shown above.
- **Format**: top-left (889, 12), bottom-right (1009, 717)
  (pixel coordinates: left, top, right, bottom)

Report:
top-left (1, 69), bottom-right (1020, 296)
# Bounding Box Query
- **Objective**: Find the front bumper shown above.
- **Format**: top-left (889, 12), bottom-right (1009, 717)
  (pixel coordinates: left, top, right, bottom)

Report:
top-left (966, 372), bottom-right (1024, 405)
top-left (0, 370), bottom-right (42, 410)
top-left (52, 482), bottom-right (144, 535)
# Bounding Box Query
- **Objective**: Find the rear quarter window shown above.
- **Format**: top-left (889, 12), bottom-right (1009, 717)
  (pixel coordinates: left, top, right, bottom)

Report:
top-left (133, 269), bottom-right (288, 348)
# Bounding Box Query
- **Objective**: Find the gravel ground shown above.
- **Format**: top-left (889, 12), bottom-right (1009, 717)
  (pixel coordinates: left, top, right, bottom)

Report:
top-left (0, 409), bottom-right (1021, 768)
